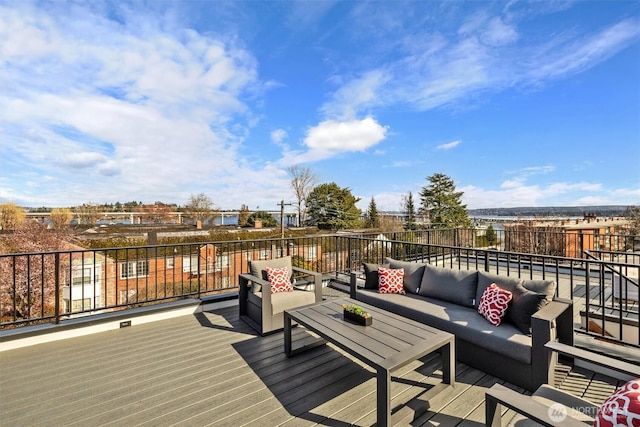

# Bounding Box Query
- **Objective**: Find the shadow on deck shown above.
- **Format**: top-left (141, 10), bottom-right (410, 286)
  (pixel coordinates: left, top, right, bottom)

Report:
top-left (0, 300), bottom-right (626, 427)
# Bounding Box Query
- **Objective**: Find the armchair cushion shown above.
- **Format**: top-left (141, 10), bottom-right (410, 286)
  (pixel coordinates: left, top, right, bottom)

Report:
top-left (251, 289), bottom-right (317, 315)
top-left (249, 256), bottom-right (293, 293)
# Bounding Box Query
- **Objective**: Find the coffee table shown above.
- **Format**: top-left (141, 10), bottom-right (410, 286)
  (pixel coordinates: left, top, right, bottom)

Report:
top-left (284, 297), bottom-right (455, 426)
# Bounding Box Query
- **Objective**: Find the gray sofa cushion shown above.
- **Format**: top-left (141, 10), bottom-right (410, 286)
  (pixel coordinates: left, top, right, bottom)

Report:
top-left (476, 271), bottom-right (556, 332)
top-left (363, 262), bottom-right (389, 289)
top-left (384, 258), bottom-right (425, 294)
top-left (477, 271), bottom-right (556, 302)
top-left (507, 283), bottom-right (550, 334)
top-left (418, 265), bottom-right (478, 307)
top-left (357, 289), bottom-right (532, 364)
top-left (475, 272), bottom-right (522, 308)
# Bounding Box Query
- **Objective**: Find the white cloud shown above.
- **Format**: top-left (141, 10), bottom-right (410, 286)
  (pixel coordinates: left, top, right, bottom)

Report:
top-left (482, 17), bottom-right (519, 46)
top-left (527, 19), bottom-right (640, 82)
top-left (321, 70), bottom-right (390, 120)
top-left (0, 3), bottom-right (266, 207)
top-left (280, 117), bottom-right (388, 165)
top-left (464, 179), bottom-right (607, 209)
top-left (436, 140), bottom-right (461, 150)
top-left (321, 10), bottom-right (639, 118)
top-left (271, 129), bottom-right (288, 144)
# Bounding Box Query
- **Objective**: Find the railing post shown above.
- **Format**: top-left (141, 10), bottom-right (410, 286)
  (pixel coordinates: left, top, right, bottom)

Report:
top-left (55, 253), bottom-right (60, 324)
top-left (484, 250), bottom-right (491, 272)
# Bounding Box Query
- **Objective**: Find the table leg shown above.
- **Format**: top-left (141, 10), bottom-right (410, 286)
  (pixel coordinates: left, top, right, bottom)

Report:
top-left (284, 312), bottom-right (292, 357)
top-left (377, 369), bottom-right (391, 426)
top-left (442, 339), bottom-right (455, 385)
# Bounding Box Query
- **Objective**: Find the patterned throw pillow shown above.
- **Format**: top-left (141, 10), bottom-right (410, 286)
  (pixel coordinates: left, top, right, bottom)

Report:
top-left (478, 283), bottom-right (513, 326)
top-left (378, 267), bottom-right (406, 295)
top-left (265, 266), bottom-right (293, 294)
top-left (595, 378), bottom-right (640, 427)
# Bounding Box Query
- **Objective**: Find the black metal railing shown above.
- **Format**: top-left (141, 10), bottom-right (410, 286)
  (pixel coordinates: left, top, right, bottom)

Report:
top-left (1, 232), bottom-right (638, 347)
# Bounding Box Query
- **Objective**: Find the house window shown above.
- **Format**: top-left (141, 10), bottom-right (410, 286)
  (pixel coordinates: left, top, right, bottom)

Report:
top-left (120, 260), bottom-right (149, 279)
top-left (306, 247), bottom-right (318, 260)
top-left (183, 255), bottom-right (198, 273)
top-left (259, 249), bottom-right (270, 260)
top-left (216, 254), bottom-right (231, 270)
top-left (167, 258), bottom-right (175, 269)
top-left (72, 267), bottom-right (92, 286)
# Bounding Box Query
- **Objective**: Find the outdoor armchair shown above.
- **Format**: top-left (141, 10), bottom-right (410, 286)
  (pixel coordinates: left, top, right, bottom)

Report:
top-left (239, 256), bottom-right (323, 335)
top-left (485, 341), bottom-right (639, 426)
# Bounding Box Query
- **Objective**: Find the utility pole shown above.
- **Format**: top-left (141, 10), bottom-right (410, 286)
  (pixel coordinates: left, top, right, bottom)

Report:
top-left (279, 199), bottom-right (293, 256)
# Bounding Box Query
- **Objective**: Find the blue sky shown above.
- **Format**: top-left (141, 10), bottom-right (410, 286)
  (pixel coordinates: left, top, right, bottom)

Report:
top-left (1, 0), bottom-right (639, 211)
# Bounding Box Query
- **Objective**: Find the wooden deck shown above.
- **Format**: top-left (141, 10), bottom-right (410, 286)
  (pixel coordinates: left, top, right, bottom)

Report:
top-left (0, 300), bottom-right (625, 426)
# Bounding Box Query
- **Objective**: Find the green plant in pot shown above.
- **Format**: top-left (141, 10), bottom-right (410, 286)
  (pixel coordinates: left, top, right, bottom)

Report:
top-left (342, 303), bottom-right (373, 326)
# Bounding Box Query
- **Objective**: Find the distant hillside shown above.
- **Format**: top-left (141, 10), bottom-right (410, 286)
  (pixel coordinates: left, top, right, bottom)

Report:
top-left (468, 205), bottom-right (631, 218)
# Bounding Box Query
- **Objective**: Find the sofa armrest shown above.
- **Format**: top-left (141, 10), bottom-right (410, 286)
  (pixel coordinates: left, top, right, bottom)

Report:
top-left (485, 383), bottom-right (585, 427)
top-left (292, 267), bottom-right (323, 303)
top-left (531, 299), bottom-right (573, 389)
top-left (350, 272), bottom-right (360, 299)
top-left (545, 341), bottom-right (639, 380)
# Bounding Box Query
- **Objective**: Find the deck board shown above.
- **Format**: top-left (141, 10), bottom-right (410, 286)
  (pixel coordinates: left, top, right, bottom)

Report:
top-left (0, 303), bottom-right (626, 427)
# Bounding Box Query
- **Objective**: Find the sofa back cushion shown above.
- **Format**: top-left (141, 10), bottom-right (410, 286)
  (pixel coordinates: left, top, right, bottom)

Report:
top-left (477, 271), bottom-right (557, 334)
top-left (363, 262), bottom-right (389, 289)
top-left (507, 283), bottom-right (550, 334)
top-left (384, 257), bottom-right (425, 294)
top-left (475, 272), bottom-right (521, 308)
top-left (476, 271), bottom-right (557, 305)
top-left (418, 265), bottom-right (478, 307)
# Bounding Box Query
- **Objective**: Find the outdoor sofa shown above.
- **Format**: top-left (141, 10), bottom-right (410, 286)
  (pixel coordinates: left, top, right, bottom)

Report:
top-left (350, 257), bottom-right (574, 391)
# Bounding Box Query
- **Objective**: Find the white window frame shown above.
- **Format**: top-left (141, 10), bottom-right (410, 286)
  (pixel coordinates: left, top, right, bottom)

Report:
top-left (183, 255), bottom-right (198, 273)
top-left (120, 260), bottom-right (149, 279)
top-left (215, 254), bottom-right (231, 270)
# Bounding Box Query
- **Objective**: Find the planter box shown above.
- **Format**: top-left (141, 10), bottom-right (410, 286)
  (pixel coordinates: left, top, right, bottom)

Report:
top-left (343, 309), bottom-right (372, 326)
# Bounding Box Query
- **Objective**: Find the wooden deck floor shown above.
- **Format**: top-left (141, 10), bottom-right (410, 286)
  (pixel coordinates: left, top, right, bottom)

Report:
top-left (0, 303), bottom-right (625, 427)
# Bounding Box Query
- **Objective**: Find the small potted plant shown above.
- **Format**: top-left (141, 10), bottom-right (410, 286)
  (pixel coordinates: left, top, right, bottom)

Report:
top-left (342, 303), bottom-right (373, 326)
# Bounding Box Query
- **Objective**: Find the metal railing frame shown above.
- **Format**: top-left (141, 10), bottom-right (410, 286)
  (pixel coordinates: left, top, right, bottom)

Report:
top-left (1, 232), bottom-right (638, 347)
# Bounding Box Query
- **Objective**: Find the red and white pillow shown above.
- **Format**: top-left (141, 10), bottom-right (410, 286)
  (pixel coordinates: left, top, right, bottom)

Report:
top-left (595, 378), bottom-right (640, 427)
top-left (478, 283), bottom-right (513, 326)
top-left (265, 266), bottom-right (293, 294)
top-left (378, 267), bottom-right (406, 295)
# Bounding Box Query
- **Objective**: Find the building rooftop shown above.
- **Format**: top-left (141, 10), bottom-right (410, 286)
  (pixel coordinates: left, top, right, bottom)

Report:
top-left (0, 298), bottom-right (624, 426)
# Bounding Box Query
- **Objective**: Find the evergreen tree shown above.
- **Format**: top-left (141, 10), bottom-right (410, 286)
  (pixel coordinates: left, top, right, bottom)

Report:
top-left (419, 173), bottom-right (471, 228)
top-left (403, 192), bottom-right (417, 230)
top-left (246, 211), bottom-right (278, 227)
top-left (485, 224), bottom-right (498, 247)
top-left (305, 182), bottom-right (361, 230)
top-left (366, 197), bottom-right (380, 228)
